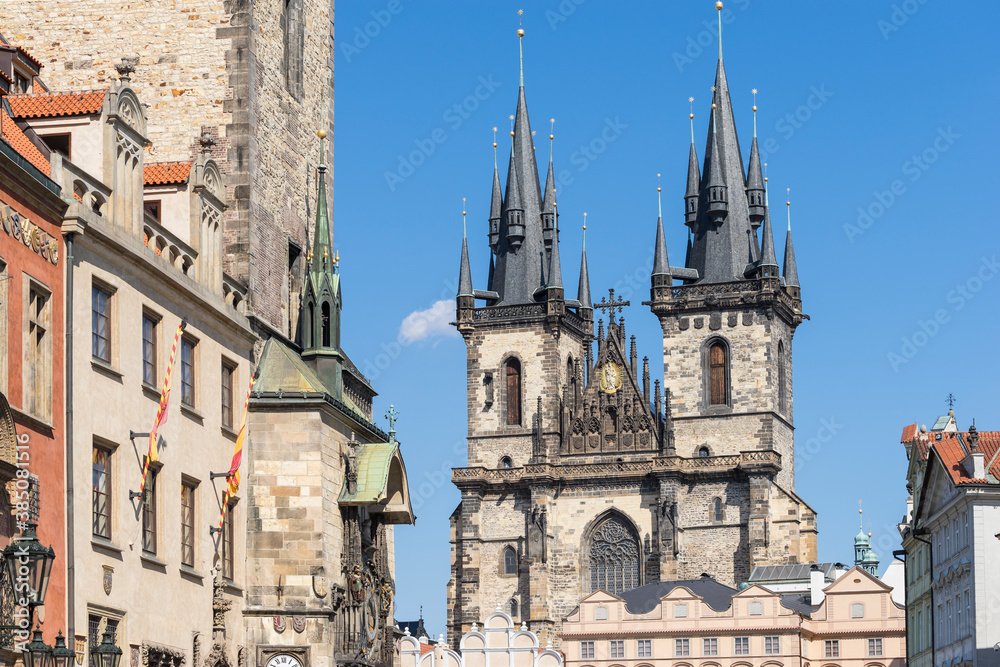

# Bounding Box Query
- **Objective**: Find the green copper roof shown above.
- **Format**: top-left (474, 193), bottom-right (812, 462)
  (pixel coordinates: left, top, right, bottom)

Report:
top-left (338, 442), bottom-right (399, 505)
top-left (255, 338), bottom-right (331, 394)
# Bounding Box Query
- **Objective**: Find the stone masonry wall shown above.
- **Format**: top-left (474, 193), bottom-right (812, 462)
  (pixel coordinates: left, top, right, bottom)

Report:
top-left (2, 0), bottom-right (336, 335)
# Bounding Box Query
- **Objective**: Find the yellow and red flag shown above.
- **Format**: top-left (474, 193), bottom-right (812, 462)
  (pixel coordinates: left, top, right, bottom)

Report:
top-left (219, 372), bottom-right (255, 529)
top-left (139, 320), bottom-right (185, 495)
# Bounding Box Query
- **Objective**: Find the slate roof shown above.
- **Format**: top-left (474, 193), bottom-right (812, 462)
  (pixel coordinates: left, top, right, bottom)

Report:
top-left (927, 429), bottom-right (1000, 485)
top-left (1, 105), bottom-right (50, 175)
top-left (619, 578), bottom-right (738, 615)
top-left (779, 594), bottom-right (817, 616)
top-left (144, 161), bottom-right (192, 186)
top-left (749, 563), bottom-right (836, 583)
top-left (254, 338), bottom-right (330, 395)
top-left (8, 90), bottom-right (107, 118)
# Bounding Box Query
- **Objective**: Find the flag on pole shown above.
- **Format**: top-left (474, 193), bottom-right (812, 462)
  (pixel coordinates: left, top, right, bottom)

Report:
top-left (139, 320), bottom-right (185, 496)
top-left (219, 371), bottom-right (256, 530)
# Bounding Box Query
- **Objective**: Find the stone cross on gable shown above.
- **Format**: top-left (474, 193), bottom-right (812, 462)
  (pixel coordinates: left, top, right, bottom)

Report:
top-left (595, 289), bottom-right (629, 325)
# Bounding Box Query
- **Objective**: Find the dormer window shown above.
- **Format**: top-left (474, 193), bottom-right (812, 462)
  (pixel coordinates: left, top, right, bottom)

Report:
top-left (14, 71), bottom-right (29, 94)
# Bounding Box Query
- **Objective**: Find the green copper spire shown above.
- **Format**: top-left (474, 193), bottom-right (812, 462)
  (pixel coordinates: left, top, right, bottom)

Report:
top-left (311, 129), bottom-right (334, 277)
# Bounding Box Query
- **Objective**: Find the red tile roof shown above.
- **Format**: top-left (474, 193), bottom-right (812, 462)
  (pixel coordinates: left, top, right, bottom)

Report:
top-left (928, 430), bottom-right (1000, 486)
top-left (1, 108), bottom-right (50, 176)
top-left (0, 70), bottom-right (11, 85)
top-left (8, 90), bottom-right (107, 119)
top-left (144, 161), bottom-right (192, 186)
top-left (900, 423), bottom-right (918, 444)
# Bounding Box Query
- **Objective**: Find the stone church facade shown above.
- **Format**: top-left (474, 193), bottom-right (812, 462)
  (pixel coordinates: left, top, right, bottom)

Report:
top-left (448, 23), bottom-right (816, 647)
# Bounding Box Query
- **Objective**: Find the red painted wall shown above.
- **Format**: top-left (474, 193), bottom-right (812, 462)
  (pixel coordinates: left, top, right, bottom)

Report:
top-left (0, 169), bottom-right (67, 643)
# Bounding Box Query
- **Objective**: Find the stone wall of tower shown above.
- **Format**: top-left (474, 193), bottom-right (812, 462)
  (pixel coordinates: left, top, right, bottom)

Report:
top-left (660, 306), bottom-right (797, 491)
top-left (1, 0), bottom-right (336, 336)
top-left (462, 321), bottom-right (586, 467)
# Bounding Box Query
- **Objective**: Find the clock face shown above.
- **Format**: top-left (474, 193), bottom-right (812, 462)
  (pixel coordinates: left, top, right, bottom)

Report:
top-left (266, 655), bottom-right (302, 667)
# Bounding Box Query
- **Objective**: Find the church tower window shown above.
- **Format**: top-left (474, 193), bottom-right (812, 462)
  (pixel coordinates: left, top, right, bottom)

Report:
top-left (502, 546), bottom-right (517, 575)
top-left (282, 0), bottom-right (304, 97)
top-left (321, 301), bottom-right (331, 348)
top-left (305, 302), bottom-right (314, 349)
top-left (588, 517), bottom-right (640, 595)
top-left (699, 446), bottom-right (710, 458)
top-left (509, 598), bottom-right (519, 618)
top-left (708, 341), bottom-right (729, 406)
top-left (713, 497), bottom-right (723, 523)
top-left (505, 358), bottom-right (522, 426)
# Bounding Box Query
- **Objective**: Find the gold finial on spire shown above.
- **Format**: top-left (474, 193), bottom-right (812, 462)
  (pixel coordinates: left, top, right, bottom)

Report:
top-left (859, 499), bottom-right (863, 529)
top-left (868, 522), bottom-right (872, 539)
top-left (462, 197), bottom-right (467, 238)
top-left (711, 86), bottom-right (717, 110)
top-left (492, 126), bottom-right (498, 168)
top-left (549, 118), bottom-right (555, 161)
top-left (716, 2), bottom-right (724, 60)
top-left (582, 212), bottom-right (587, 249)
top-left (787, 187), bottom-right (792, 231)
top-left (752, 88), bottom-right (759, 137)
top-left (657, 173), bottom-right (663, 218)
top-left (509, 114), bottom-right (515, 138)
top-left (517, 9), bottom-right (525, 87)
top-left (689, 97), bottom-right (695, 143)
top-left (764, 162), bottom-right (768, 185)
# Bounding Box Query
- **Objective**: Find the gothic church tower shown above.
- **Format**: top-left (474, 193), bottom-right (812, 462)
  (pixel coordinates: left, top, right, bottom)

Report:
top-left (449, 9), bottom-right (817, 648)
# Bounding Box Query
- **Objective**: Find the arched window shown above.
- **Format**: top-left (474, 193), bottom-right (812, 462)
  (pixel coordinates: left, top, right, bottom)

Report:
top-left (503, 546), bottom-right (517, 575)
top-left (500, 456), bottom-right (513, 469)
top-left (509, 598), bottom-right (518, 618)
top-left (505, 358), bottom-right (522, 425)
top-left (321, 302), bottom-right (331, 348)
top-left (588, 516), bottom-right (640, 595)
top-left (709, 341), bottom-right (728, 406)
top-left (283, 0), bottom-right (304, 96)
top-left (713, 497), bottom-right (723, 523)
top-left (699, 446), bottom-right (710, 458)
top-left (777, 340), bottom-right (787, 414)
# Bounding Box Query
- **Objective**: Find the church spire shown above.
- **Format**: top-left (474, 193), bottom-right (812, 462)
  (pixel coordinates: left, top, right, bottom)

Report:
top-left (783, 190), bottom-right (800, 293)
top-left (685, 98), bottom-right (700, 228)
top-left (703, 99), bottom-right (728, 225)
top-left (578, 214), bottom-right (592, 312)
top-left (541, 119), bottom-right (558, 244)
top-left (489, 128), bottom-right (502, 250)
top-left (653, 175), bottom-right (671, 279)
top-left (746, 90), bottom-right (766, 227)
top-left (490, 14), bottom-right (551, 306)
top-left (311, 129), bottom-right (333, 277)
top-left (458, 201), bottom-right (474, 298)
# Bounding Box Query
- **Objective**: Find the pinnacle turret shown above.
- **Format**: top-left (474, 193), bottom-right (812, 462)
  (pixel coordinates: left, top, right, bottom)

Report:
top-left (685, 140), bottom-right (701, 228)
top-left (578, 221), bottom-right (592, 312)
top-left (653, 216), bottom-right (670, 279)
top-left (489, 160), bottom-right (502, 250)
top-left (758, 204), bottom-right (778, 278)
top-left (458, 212), bottom-right (474, 298)
top-left (746, 138), bottom-right (766, 226)
top-left (783, 197), bottom-right (800, 295)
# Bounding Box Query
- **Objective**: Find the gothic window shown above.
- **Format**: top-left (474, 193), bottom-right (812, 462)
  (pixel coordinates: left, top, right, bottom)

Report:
top-left (713, 497), bottom-right (723, 523)
top-left (508, 598), bottom-right (518, 618)
top-left (502, 546), bottom-right (517, 575)
top-left (777, 340), bottom-right (787, 414)
top-left (588, 517), bottom-right (640, 595)
top-left (699, 446), bottom-right (710, 458)
top-left (305, 302), bottom-right (314, 348)
top-left (505, 358), bottom-right (522, 426)
top-left (500, 456), bottom-right (513, 469)
top-left (283, 0), bottom-right (304, 97)
top-left (321, 301), bottom-right (331, 347)
top-left (708, 341), bottom-right (729, 406)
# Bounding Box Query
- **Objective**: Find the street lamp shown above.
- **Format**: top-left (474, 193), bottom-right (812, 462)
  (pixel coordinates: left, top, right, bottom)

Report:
top-left (52, 631), bottom-right (76, 667)
top-left (22, 628), bottom-right (52, 667)
top-left (90, 629), bottom-right (122, 667)
top-left (2, 522), bottom-right (56, 609)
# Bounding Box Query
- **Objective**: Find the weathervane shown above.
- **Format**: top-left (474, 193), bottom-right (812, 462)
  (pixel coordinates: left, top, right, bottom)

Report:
top-left (946, 393), bottom-right (957, 409)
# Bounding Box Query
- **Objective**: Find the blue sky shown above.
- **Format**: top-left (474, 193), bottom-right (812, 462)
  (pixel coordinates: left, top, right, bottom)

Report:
top-left (333, 1), bottom-right (1000, 634)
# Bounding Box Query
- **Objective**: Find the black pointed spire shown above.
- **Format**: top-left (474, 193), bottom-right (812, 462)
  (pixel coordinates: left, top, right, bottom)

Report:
top-left (703, 104), bottom-right (728, 225)
top-left (542, 120), bottom-right (557, 243)
top-left (685, 101), bottom-right (700, 228)
top-left (783, 194), bottom-right (800, 290)
top-left (653, 179), bottom-right (671, 278)
top-left (758, 196), bottom-right (779, 278)
top-left (746, 92), bottom-right (766, 227)
top-left (489, 132), bottom-right (502, 250)
top-left (458, 207), bottom-right (474, 298)
top-left (547, 212), bottom-right (563, 289)
top-left (578, 216), bottom-right (592, 312)
top-left (503, 145), bottom-right (525, 249)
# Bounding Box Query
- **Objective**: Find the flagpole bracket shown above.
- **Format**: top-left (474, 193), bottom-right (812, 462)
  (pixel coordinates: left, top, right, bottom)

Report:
top-left (129, 490), bottom-right (143, 501)
top-left (209, 526), bottom-right (222, 536)
top-left (130, 431), bottom-right (150, 443)
top-left (209, 472), bottom-right (230, 480)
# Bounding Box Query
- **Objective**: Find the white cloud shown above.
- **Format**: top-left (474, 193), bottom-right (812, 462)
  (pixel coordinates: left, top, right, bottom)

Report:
top-left (398, 299), bottom-right (459, 345)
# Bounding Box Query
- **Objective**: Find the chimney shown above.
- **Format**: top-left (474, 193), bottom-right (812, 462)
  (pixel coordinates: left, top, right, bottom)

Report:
top-left (963, 422), bottom-right (985, 479)
top-left (809, 565), bottom-right (825, 606)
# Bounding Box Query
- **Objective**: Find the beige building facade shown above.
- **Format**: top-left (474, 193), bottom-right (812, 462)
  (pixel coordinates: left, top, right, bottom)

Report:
top-left (560, 567), bottom-right (905, 667)
top-left (7, 70), bottom-right (257, 666)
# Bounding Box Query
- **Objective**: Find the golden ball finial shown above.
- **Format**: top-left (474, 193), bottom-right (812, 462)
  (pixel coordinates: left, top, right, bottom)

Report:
top-left (752, 105), bottom-right (757, 112)
top-left (317, 129), bottom-right (327, 139)
top-left (493, 142), bottom-right (498, 148)
top-left (657, 187), bottom-right (662, 193)
top-left (689, 113), bottom-right (695, 120)
top-left (549, 134), bottom-right (554, 140)
top-left (716, 1), bottom-right (723, 10)
top-left (517, 28), bottom-right (525, 37)
top-left (510, 130), bottom-right (515, 137)
top-left (711, 103), bottom-right (717, 109)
